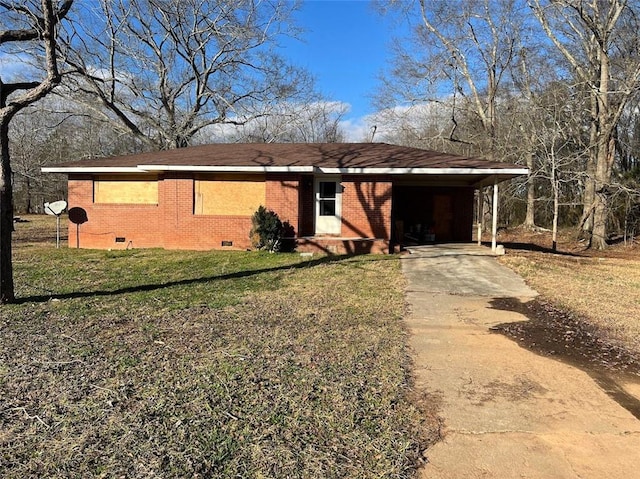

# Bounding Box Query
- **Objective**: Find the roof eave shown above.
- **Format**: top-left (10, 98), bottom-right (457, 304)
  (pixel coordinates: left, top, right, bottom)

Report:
top-left (41, 166), bottom-right (146, 174)
top-left (137, 165), bottom-right (315, 173)
top-left (319, 167), bottom-right (530, 175)
top-left (42, 165), bottom-right (530, 177)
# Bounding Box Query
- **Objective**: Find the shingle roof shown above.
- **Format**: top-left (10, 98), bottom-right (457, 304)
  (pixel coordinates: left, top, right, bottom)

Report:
top-left (41, 143), bottom-right (529, 188)
top-left (44, 142), bottom-right (524, 171)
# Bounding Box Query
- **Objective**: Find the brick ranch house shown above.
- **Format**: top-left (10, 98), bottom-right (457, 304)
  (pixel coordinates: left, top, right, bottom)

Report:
top-left (42, 142), bottom-right (528, 254)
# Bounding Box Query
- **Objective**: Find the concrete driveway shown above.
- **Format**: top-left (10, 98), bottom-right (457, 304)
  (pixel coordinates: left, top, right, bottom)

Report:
top-left (402, 245), bottom-right (640, 478)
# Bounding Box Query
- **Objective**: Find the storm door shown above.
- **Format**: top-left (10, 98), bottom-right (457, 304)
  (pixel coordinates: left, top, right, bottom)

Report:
top-left (315, 177), bottom-right (342, 234)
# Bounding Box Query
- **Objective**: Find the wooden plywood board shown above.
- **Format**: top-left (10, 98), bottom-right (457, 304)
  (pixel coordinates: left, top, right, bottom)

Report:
top-left (94, 175), bottom-right (158, 204)
top-left (194, 174), bottom-right (266, 216)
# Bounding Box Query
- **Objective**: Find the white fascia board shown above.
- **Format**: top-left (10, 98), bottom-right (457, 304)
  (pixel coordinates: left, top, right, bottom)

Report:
top-left (42, 165), bottom-right (530, 176)
top-left (41, 166), bottom-right (146, 174)
top-left (318, 167), bottom-right (530, 175)
top-left (137, 164), bottom-right (315, 173)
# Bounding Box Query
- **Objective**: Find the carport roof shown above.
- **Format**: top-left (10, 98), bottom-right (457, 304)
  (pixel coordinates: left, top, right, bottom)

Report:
top-left (42, 142), bottom-right (528, 185)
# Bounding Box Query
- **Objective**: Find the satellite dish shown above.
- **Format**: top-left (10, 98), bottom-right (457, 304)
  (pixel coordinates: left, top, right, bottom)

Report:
top-left (44, 200), bottom-right (67, 216)
top-left (43, 200), bottom-right (68, 249)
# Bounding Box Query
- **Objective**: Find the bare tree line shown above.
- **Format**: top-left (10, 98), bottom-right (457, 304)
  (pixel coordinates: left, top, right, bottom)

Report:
top-left (376, 0), bottom-right (640, 250)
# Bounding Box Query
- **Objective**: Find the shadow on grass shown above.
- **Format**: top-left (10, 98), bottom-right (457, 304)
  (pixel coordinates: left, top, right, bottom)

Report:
top-left (482, 241), bottom-right (582, 257)
top-left (16, 253), bottom-right (395, 304)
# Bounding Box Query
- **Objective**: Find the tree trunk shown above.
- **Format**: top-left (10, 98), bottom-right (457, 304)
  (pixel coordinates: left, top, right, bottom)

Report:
top-left (581, 90), bottom-right (598, 237)
top-left (25, 175), bottom-right (32, 213)
top-left (591, 189), bottom-right (608, 249)
top-left (590, 135), bottom-right (615, 249)
top-left (581, 158), bottom-right (596, 234)
top-left (524, 147), bottom-right (536, 228)
top-left (589, 42), bottom-right (616, 250)
top-left (0, 118), bottom-right (15, 303)
top-left (552, 163), bottom-right (559, 252)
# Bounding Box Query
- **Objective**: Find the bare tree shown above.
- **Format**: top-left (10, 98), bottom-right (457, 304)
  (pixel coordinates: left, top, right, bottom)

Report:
top-left (531, 0), bottom-right (640, 249)
top-left (371, 102), bottom-right (475, 153)
top-left (0, 0), bottom-right (73, 303)
top-left (229, 101), bottom-right (348, 143)
top-left (508, 46), bottom-right (545, 228)
top-left (62, 0), bottom-right (315, 150)
top-left (378, 0), bottom-right (524, 160)
top-left (9, 98), bottom-right (142, 213)
top-left (9, 109), bottom-right (66, 213)
top-left (535, 86), bottom-right (589, 250)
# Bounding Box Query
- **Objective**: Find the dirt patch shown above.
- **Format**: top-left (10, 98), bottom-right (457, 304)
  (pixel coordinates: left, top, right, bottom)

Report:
top-left (460, 375), bottom-right (549, 406)
top-left (491, 225), bottom-right (640, 259)
top-left (491, 297), bottom-right (640, 373)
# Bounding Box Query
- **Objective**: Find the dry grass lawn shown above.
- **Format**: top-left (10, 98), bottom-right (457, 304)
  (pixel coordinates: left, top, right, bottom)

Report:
top-left (1, 215), bottom-right (437, 478)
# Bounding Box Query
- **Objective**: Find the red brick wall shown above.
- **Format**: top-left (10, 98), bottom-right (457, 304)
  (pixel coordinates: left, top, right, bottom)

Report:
top-left (66, 173), bottom-right (394, 253)
top-left (341, 176), bottom-right (392, 239)
top-left (67, 173), bottom-right (305, 251)
top-left (157, 174), bottom-right (256, 250)
top-left (298, 175), bottom-right (315, 236)
top-left (67, 175), bottom-right (162, 249)
top-left (265, 174), bottom-right (300, 234)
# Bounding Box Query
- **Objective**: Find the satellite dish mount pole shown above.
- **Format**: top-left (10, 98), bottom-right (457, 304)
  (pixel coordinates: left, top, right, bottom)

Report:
top-left (67, 207), bottom-right (87, 249)
top-left (56, 214), bottom-right (60, 248)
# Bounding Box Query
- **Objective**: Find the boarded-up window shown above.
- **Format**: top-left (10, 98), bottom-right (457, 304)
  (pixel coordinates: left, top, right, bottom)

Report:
top-left (94, 175), bottom-right (158, 204)
top-left (194, 174), bottom-right (266, 216)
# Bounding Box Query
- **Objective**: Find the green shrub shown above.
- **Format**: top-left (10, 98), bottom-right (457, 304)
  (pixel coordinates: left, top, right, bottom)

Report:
top-left (250, 206), bottom-right (283, 252)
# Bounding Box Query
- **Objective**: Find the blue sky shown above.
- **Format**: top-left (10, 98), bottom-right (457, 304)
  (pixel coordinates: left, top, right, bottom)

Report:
top-left (0, 0), bottom-right (405, 141)
top-left (282, 0), bottom-right (401, 121)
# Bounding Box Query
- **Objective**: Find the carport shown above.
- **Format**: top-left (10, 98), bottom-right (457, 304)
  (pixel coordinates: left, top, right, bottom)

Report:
top-left (391, 168), bottom-right (526, 253)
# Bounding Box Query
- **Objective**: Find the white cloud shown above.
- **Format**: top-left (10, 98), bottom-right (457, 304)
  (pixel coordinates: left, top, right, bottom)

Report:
top-left (195, 100), bottom-right (454, 144)
top-left (339, 101), bottom-right (454, 144)
top-left (339, 115), bottom-right (377, 142)
top-left (195, 100), bottom-right (354, 143)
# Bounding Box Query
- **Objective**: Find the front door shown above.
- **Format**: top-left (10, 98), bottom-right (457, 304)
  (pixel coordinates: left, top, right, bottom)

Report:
top-left (315, 177), bottom-right (342, 235)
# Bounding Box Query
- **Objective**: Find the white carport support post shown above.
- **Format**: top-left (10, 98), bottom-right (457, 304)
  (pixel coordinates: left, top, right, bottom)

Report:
top-left (477, 188), bottom-right (483, 246)
top-left (491, 177), bottom-right (498, 253)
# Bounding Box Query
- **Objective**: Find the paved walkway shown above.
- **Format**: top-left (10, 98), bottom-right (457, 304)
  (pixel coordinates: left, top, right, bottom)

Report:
top-left (402, 245), bottom-right (640, 478)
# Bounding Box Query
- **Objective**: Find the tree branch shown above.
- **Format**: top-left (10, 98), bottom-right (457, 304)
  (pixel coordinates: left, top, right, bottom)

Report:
top-left (0, 28), bottom-right (39, 43)
top-left (0, 82), bottom-right (41, 100)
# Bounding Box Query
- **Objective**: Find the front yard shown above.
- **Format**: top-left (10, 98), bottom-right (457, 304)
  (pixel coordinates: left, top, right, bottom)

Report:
top-left (0, 216), bottom-right (436, 478)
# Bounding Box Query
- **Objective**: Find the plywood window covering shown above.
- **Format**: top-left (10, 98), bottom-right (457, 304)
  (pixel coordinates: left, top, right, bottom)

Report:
top-left (94, 175), bottom-right (158, 204)
top-left (194, 174), bottom-right (266, 216)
